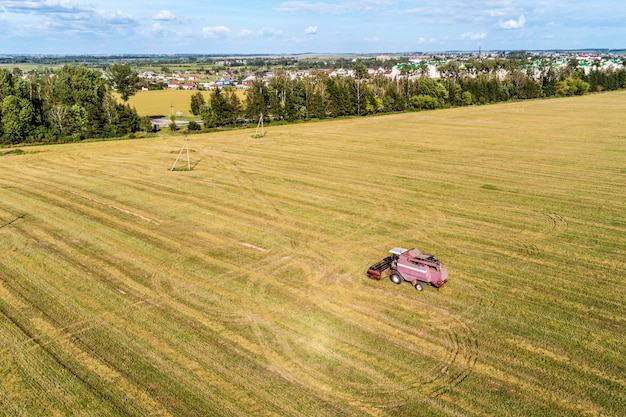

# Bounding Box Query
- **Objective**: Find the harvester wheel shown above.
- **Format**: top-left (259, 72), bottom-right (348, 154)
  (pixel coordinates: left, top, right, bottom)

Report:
top-left (414, 282), bottom-right (424, 291)
top-left (390, 273), bottom-right (403, 285)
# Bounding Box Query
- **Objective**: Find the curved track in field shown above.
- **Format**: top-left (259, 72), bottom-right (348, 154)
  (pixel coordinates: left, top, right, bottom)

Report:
top-left (4, 93), bottom-right (625, 416)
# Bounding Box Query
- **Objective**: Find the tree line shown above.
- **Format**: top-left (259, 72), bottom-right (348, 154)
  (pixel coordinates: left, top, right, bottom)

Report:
top-left (191, 61), bottom-right (626, 129)
top-left (0, 64), bottom-right (148, 145)
top-left (2, 59), bottom-right (625, 145)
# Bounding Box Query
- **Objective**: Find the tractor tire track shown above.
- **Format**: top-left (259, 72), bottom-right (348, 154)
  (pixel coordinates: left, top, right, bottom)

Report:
top-left (2, 141), bottom-right (479, 414)
top-left (422, 318), bottom-right (479, 397)
top-left (1, 179), bottom-right (285, 414)
top-left (508, 211), bottom-right (568, 259)
top-left (211, 153), bottom-right (283, 218)
top-left (0, 291), bottom-right (150, 416)
top-left (543, 212), bottom-right (568, 236)
top-left (243, 263), bottom-right (481, 410)
top-left (8, 172), bottom-right (478, 412)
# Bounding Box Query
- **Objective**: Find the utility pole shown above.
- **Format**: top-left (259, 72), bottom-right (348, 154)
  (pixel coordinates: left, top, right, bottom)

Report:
top-left (170, 136), bottom-right (191, 171)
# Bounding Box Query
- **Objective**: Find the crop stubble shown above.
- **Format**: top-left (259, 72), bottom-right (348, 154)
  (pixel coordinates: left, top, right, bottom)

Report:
top-left (1, 92), bottom-right (625, 416)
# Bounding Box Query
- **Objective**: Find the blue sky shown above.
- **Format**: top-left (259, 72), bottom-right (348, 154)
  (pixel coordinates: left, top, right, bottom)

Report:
top-left (0, 1), bottom-right (624, 54)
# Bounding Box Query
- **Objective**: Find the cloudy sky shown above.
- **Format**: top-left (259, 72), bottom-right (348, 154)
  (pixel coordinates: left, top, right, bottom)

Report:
top-left (0, 0), bottom-right (624, 54)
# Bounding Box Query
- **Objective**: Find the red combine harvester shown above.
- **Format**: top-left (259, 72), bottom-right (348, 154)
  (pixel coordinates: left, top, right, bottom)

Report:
top-left (366, 247), bottom-right (448, 291)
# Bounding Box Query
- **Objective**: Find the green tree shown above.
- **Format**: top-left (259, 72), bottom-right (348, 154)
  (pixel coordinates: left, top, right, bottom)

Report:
top-left (568, 78), bottom-right (590, 95)
top-left (48, 103), bottom-right (69, 135)
top-left (507, 70), bottom-right (541, 99)
top-left (382, 83), bottom-right (405, 112)
top-left (438, 61), bottom-right (461, 80)
top-left (200, 105), bottom-right (217, 128)
top-left (410, 94), bottom-right (438, 110)
top-left (209, 88), bottom-right (233, 126)
top-left (22, 71), bottom-right (40, 102)
top-left (365, 95), bottom-right (383, 114)
top-left (304, 70), bottom-right (328, 119)
top-left (187, 120), bottom-right (201, 131)
top-left (0, 69), bottom-right (14, 101)
top-left (169, 113), bottom-right (178, 132)
top-left (50, 65), bottom-right (107, 134)
top-left (190, 92), bottom-right (206, 116)
top-left (542, 66), bottom-right (559, 97)
top-left (290, 79), bottom-right (307, 120)
top-left (266, 71), bottom-right (289, 120)
top-left (415, 78), bottom-right (448, 107)
top-left (325, 77), bottom-right (355, 116)
top-left (461, 91), bottom-right (473, 106)
top-left (1, 95), bottom-right (35, 144)
top-left (108, 64), bottom-right (141, 102)
top-left (139, 116), bottom-right (153, 133)
top-left (354, 63), bottom-right (369, 80)
top-left (102, 86), bottom-right (119, 126)
top-left (224, 88), bottom-right (242, 123)
top-left (116, 104), bottom-right (141, 134)
top-left (245, 79), bottom-right (268, 122)
top-left (448, 82), bottom-right (463, 106)
top-left (555, 78), bottom-right (590, 97)
top-left (69, 104), bottom-right (88, 139)
top-left (266, 84), bottom-right (285, 120)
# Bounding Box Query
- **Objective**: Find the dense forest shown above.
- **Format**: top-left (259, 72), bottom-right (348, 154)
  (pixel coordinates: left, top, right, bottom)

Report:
top-left (1, 57), bottom-right (625, 145)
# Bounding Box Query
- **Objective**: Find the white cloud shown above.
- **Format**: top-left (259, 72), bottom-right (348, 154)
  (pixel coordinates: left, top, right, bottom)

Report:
top-left (259, 27), bottom-right (283, 38)
top-left (399, 2), bottom-right (526, 27)
top-left (277, 1), bottom-right (395, 14)
top-left (499, 15), bottom-right (525, 29)
top-left (2, 0), bottom-right (624, 54)
top-left (415, 37), bottom-right (436, 45)
top-left (201, 25), bottom-right (230, 38)
top-left (153, 10), bottom-right (176, 21)
top-left (2, 0), bottom-right (77, 13)
top-left (237, 29), bottom-right (253, 37)
top-left (96, 9), bottom-right (134, 24)
top-left (461, 31), bottom-right (487, 40)
top-left (487, 9), bottom-right (508, 18)
top-left (235, 27), bottom-right (285, 40)
top-left (1, 0), bottom-right (137, 33)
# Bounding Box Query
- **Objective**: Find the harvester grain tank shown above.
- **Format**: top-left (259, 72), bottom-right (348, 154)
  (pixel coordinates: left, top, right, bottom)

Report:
top-left (366, 247), bottom-right (448, 291)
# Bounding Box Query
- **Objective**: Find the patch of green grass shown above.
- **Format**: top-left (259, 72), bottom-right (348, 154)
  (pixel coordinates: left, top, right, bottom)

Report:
top-left (1, 148), bottom-right (25, 156)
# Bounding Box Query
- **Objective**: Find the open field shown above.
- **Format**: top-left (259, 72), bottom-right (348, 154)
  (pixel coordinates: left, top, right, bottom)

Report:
top-left (122, 90), bottom-right (212, 118)
top-left (1, 92), bottom-right (625, 416)
top-left (122, 90), bottom-right (246, 118)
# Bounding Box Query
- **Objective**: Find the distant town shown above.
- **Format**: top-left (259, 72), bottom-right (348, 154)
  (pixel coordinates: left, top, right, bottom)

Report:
top-left (2, 50), bottom-right (625, 91)
top-left (135, 52), bottom-right (625, 92)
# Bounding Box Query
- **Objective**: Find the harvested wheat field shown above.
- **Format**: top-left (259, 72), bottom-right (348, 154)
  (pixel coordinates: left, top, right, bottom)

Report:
top-left (1, 91), bottom-right (625, 416)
